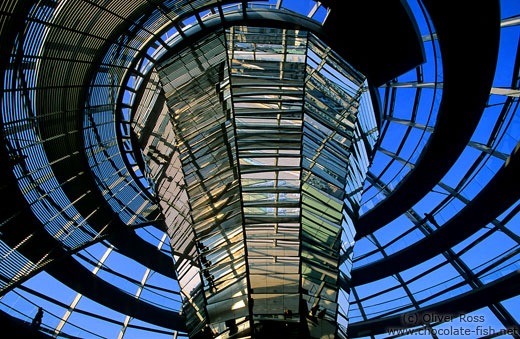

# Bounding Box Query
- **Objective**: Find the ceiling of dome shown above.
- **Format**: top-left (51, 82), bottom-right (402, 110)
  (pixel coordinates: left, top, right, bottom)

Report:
top-left (0, 0), bottom-right (519, 338)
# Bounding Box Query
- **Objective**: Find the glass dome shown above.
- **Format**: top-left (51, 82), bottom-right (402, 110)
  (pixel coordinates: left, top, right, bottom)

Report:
top-left (0, 1), bottom-right (519, 338)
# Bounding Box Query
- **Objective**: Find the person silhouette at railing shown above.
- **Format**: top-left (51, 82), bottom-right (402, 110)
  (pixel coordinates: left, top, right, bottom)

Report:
top-left (31, 307), bottom-right (43, 329)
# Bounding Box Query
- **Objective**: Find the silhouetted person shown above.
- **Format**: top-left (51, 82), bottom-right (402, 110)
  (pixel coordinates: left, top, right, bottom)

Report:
top-left (197, 241), bottom-right (209, 252)
top-left (200, 256), bottom-right (212, 266)
top-left (31, 307), bottom-right (43, 328)
top-left (317, 308), bottom-right (326, 319)
top-left (310, 304), bottom-right (319, 317)
top-left (226, 319), bottom-right (238, 335)
top-left (423, 212), bottom-right (440, 228)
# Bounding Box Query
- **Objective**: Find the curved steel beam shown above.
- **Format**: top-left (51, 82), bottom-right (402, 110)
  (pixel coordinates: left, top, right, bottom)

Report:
top-left (320, 0), bottom-right (425, 87)
top-left (355, 1), bottom-right (501, 240)
top-left (106, 226), bottom-right (177, 279)
top-left (46, 254), bottom-right (187, 332)
top-left (0, 309), bottom-right (54, 339)
top-left (352, 141), bottom-right (520, 285)
top-left (0, 173), bottom-right (184, 332)
top-left (348, 268), bottom-right (520, 337)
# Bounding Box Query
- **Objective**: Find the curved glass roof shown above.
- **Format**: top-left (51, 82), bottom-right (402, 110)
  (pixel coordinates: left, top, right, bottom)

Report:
top-left (0, 0), bottom-right (519, 338)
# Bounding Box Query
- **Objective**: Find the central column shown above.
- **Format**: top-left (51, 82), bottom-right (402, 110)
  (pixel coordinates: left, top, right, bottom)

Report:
top-left (133, 24), bottom-right (378, 339)
top-left (227, 26), bottom-right (306, 324)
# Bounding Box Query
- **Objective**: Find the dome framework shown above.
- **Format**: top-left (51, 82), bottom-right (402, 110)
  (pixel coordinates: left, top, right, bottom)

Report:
top-left (0, 0), bottom-right (519, 338)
